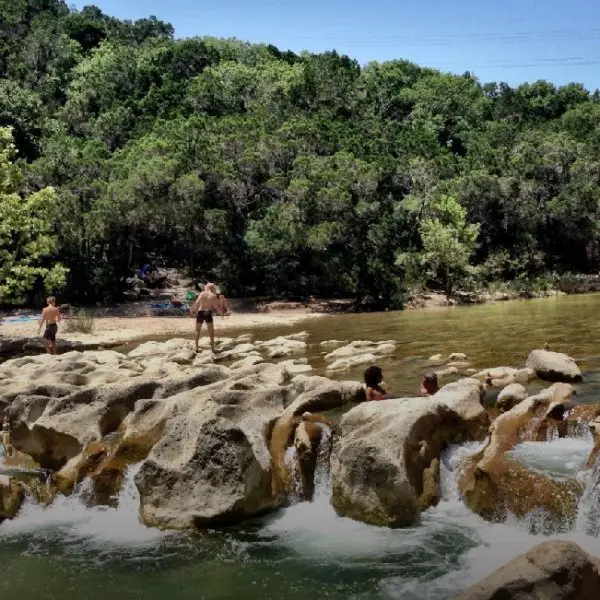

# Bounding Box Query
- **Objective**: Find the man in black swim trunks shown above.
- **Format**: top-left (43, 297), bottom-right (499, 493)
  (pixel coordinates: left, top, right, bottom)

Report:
top-left (190, 283), bottom-right (219, 353)
top-left (38, 296), bottom-right (61, 355)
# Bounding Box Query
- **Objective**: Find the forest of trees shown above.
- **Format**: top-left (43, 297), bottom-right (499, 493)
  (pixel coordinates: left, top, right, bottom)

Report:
top-left (2, 0), bottom-right (600, 308)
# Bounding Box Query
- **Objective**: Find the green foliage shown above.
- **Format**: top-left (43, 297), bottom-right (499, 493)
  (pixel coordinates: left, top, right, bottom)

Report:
top-left (410, 195), bottom-right (480, 299)
top-left (0, 127), bottom-right (68, 303)
top-left (2, 1), bottom-right (600, 307)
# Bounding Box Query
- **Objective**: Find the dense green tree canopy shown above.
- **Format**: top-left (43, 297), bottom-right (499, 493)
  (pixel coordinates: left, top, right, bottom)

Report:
top-left (2, 1), bottom-right (600, 307)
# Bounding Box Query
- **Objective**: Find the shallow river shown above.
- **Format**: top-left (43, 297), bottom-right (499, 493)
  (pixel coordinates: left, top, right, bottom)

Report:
top-left (3, 294), bottom-right (600, 600)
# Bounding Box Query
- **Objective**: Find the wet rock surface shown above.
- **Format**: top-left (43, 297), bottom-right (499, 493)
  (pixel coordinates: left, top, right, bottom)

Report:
top-left (456, 540), bottom-right (600, 600)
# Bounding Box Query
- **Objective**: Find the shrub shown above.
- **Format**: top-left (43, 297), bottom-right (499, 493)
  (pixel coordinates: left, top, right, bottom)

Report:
top-left (64, 308), bottom-right (95, 334)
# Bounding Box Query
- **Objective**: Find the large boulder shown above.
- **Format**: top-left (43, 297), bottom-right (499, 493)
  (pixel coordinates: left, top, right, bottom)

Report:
top-left (526, 349), bottom-right (582, 383)
top-left (456, 541), bottom-right (600, 600)
top-left (135, 384), bottom-right (288, 529)
top-left (330, 398), bottom-right (451, 527)
top-left (8, 366), bottom-right (231, 476)
top-left (330, 378), bottom-right (487, 528)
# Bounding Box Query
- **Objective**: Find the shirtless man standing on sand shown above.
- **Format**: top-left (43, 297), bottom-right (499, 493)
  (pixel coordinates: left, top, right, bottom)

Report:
top-left (38, 296), bottom-right (61, 355)
top-left (191, 283), bottom-right (219, 353)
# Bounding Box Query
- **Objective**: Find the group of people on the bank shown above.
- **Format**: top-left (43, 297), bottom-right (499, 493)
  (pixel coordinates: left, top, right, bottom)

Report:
top-left (36, 282), bottom-right (230, 356)
top-left (35, 284), bottom-right (436, 400)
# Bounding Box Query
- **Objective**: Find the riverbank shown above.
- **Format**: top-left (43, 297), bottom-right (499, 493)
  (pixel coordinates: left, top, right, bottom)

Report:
top-left (1, 280), bottom-right (599, 353)
top-left (0, 307), bottom-right (325, 349)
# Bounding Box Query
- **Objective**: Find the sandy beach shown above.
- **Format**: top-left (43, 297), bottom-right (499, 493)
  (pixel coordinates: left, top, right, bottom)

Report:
top-left (0, 308), bottom-right (325, 348)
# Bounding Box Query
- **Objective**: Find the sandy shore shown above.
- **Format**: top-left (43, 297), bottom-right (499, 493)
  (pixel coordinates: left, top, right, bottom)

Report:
top-left (0, 309), bottom-right (324, 348)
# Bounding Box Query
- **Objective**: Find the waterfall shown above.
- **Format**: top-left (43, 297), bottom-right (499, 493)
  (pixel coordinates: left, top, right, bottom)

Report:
top-left (575, 456), bottom-right (600, 537)
top-left (283, 445), bottom-right (302, 502)
top-left (439, 440), bottom-right (488, 503)
top-left (312, 425), bottom-right (332, 499)
top-left (0, 463), bottom-right (165, 546)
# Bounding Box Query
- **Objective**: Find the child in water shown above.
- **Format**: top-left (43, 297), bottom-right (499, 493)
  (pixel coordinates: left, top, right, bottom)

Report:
top-left (364, 366), bottom-right (392, 401)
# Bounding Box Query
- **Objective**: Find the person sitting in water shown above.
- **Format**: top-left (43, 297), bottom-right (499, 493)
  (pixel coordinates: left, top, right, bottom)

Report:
top-left (364, 366), bottom-right (392, 401)
top-left (419, 372), bottom-right (439, 396)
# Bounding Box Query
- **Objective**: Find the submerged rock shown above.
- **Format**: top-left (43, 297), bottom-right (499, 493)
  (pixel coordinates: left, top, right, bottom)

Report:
top-left (323, 340), bottom-right (396, 363)
top-left (496, 383), bottom-right (528, 412)
top-left (456, 540), bottom-right (600, 600)
top-left (473, 366), bottom-right (536, 388)
top-left (526, 349), bottom-right (582, 383)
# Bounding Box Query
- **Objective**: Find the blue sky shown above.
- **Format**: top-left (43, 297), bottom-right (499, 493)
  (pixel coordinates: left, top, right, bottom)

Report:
top-left (72, 0), bottom-right (600, 89)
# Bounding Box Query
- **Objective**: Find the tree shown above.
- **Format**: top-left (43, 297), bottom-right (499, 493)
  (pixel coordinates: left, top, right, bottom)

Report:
top-left (416, 195), bottom-right (479, 300)
top-left (0, 128), bottom-right (68, 303)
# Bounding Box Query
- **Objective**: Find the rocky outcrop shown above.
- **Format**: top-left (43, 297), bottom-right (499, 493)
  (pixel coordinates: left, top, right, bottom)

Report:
top-left (496, 383), bottom-right (528, 412)
top-left (460, 393), bottom-right (583, 522)
top-left (455, 541), bottom-right (600, 600)
top-left (588, 417), bottom-right (600, 468)
top-left (526, 349), bottom-right (582, 383)
top-left (330, 379), bottom-right (486, 528)
top-left (269, 377), bottom-right (365, 499)
top-left (432, 378), bottom-right (488, 440)
top-left (135, 384), bottom-right (288, 529)
top-left (293, 413), bottom-right (331, 501)
top-left (0, 474), bottom-right (23, 521)
top-left (331, 398), bottom-right (449, 527)
top-left (0, 336), bottom-right (114, 359)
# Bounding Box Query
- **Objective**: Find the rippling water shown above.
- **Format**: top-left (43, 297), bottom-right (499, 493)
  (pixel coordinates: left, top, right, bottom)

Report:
top-left (3, 294), bottom-right (600, 599)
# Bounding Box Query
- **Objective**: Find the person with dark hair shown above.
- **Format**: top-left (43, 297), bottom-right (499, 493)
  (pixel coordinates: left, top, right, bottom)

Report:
top-left (364, 366), bottom-right (391, 401)
top-left (419, 372), bottom-right (439, 396)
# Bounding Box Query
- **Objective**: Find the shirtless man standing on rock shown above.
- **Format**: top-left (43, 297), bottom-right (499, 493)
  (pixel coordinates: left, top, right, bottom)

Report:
top-left (191, 283), bottom-right (219, 353)
top-left (38, 296), bottom-right (61, 355)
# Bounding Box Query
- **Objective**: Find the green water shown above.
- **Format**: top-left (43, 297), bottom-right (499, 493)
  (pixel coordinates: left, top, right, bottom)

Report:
top-left (3, 294), bottom-right (600, 600)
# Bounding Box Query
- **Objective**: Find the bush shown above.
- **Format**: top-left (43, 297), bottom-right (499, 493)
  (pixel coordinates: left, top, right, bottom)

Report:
top-left (64, 308), bottom-right (95, 334)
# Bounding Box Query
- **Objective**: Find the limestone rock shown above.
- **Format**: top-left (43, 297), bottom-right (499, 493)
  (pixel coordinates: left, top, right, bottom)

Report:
top-left (0, 475), bottom-right (23, 521)
top-left (473, 366), bottom-right (536, 388)
top-left (496, 383), bottom-right (528, 412)
top-left (326, 353), bottom-right (378, 372)
top-left (330, 398), bottom-right (452, 527)
top-left (459, 395), bottom-right (583, 522)
top-left (456, 541), bottom-right (600, 600)
top-left (329, 378), bottom-right (488, 528)
top-left (324, 340), bottom-right (396, 362)
top-left (270, 377), bottom-right (364, 498)
top-left (449, 352), bottom-right (468, 361)
top-left (320, 340), bottom-right (347, 348)
top-left (526, 349), bottom-right (582, 383)
top-left (432, 378), bottom-right (489, 440)
top-left (135, 385), bottom-right (288, 529)
top-left (435, 366), bottom-right (459, 379)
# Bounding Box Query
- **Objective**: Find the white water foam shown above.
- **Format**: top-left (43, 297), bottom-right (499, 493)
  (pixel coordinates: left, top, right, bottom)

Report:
top-left (0, 463), bottom-right (165, 547)
top-left (506, 436), bottom-right (594, 480)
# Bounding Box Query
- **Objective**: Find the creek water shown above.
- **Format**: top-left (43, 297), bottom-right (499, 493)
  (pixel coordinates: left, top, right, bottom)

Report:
top-left (3, 294), bottom-right (600, 599)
